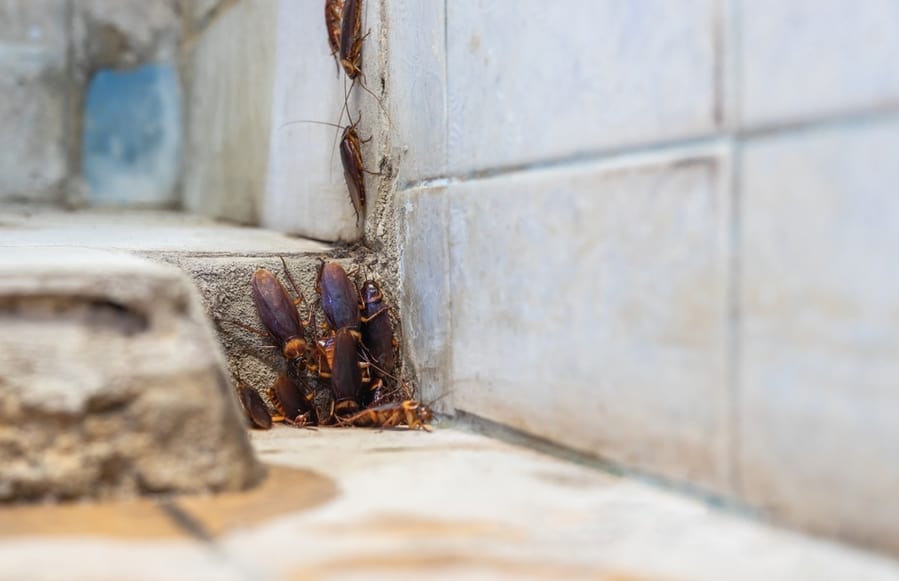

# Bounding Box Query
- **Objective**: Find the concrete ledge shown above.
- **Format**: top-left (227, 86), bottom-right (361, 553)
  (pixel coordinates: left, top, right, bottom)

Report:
top-left (0, 247), bottom-right (261, 500)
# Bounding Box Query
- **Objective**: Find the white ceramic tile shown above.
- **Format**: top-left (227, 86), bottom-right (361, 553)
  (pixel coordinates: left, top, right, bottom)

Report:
top-left (739, 117), bottom-right (899, 554)
top-left (396, 186), bottom-right (451, 408)
top-left (446, 0), bottom-right (718, 174)
top-left (385, 0), bottom-right (447, 185)
top-left (446, 150), bottom-right (730, 490)
top-left (740, 0), bottom-right (899, 127)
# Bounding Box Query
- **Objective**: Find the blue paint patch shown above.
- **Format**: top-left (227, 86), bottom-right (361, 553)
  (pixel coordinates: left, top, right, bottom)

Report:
top-left (82, 63), bottom-right (182, 206)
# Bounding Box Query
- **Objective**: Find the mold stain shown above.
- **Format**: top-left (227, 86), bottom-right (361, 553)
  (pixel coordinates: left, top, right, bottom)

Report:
top-left (0, 465), bottom-right (336, 540)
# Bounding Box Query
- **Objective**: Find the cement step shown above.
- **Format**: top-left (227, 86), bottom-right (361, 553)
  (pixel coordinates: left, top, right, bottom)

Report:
top-left (0, 244), bottom-right (260, 500)
top-left (0, 205), bottom-right (395, 419)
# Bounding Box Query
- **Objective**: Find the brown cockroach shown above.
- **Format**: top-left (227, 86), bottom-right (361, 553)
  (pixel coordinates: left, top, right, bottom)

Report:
top-left (277, 114), bottom-right (375, 225)
top-left (338, 399), bottom-right (433, 431)
top-left (237, 383), bottom-right (273, 430)
top-left (359, 279), bottom-right (397, 382)
top-left (336, 0), bottom-right (391, 131)
top-left (338, 0), bottom-right (364, 80)
top-left (251, 267), bottom-right (310, 363)
top-left (316, 261), bottom-right (361, 330)
top-left (324, 0), bottom-right (345, 72)
top-left (269, 372), bottom-right (316, 426)
top-left (330, 327), bottom-right (365, 415)
top-left (224, 259), bottom-right (312, 368)
top-left (340, 118), bottom-right (367, 224)
top-left (313, 330), bottom-right (373, 384)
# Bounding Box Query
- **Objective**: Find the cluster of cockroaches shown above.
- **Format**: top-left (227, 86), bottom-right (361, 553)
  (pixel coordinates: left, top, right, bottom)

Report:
top-left (225, 2), bottom-right (425, 430)
top-left (228, 259), bottom-right (433, 431)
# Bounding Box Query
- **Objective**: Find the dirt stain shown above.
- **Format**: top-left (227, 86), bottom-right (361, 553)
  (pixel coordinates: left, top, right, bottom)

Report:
top-left (0, 497), bottom-right (187, 540)
top-left (0, 465), bottom-right (336, 540)
top-left (313, 513), bottom-right (525, 541)
top-left (291, 552), bottom-right (660, 581)
top-left (175, 465), bottom-right (337, 536)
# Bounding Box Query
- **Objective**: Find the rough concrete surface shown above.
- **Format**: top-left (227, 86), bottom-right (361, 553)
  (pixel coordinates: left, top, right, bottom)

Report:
top-left (0, 246), bottom-right (261, 500)
top-left (164, 251), bottom-right (405, 422)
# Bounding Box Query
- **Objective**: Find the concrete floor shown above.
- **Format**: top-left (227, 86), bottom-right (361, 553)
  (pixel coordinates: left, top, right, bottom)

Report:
top-left (0, 425), bottom-right (896, 581)
top-left (0, 205), bottom-right (329, 255)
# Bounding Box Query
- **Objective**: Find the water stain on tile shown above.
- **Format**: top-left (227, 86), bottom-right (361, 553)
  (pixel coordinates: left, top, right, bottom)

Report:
top-left (0, 465), bottom-right (335, 540)
top-left (175, 465), bottom-right (337, 535)
top-left (291, 552), bottom-right (658, 581)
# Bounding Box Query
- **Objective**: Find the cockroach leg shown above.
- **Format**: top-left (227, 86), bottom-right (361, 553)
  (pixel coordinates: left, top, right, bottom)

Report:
top-left (221, 319), bottom-right (271, 338)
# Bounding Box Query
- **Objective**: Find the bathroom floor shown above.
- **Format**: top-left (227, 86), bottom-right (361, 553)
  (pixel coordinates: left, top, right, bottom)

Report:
top-left (0, 424), bottom-right (895, 581)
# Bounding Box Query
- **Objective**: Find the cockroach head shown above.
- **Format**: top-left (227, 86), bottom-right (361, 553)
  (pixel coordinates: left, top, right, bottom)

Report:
top-left (283, 337), bottom-right (307, 361)
top-left (360, 279), bottom-right (383, 304)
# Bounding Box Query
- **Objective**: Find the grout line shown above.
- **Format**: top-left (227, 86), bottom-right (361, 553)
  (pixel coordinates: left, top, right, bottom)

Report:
top-left (403, 134), bottom-right (728, 188)
top-left (728, 137), bottom-right (743, 496)
top-left (447, 410), bottom-right (762, 519)
top-left (157, 500), bottom-right (263, 581)
top-left (443, 0), bottom-right (450, 182)
top-left (727, 0), bottom-right (744, 497)
top-left (157, 500), bottom-right (215, 544)
top-left (399, 105), bottom-right (899, 190)
top-left (712, 0), bottom-right (724, 127)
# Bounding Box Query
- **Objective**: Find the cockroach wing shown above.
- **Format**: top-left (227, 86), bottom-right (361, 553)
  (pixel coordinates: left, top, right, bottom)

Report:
top-left (251, 269), bottom-right (303, 344)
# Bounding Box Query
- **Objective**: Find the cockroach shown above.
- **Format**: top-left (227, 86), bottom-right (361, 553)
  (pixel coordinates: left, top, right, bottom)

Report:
top-left (316, 261), bottom-right (361, 330)
top-left (338, 400), bottom-right (433, 431)
top-left (224, 259), bottom-right (312, 368)
top-left (359, 279), bottom-right (397, 381)
top-left (340, 119), bottom-right (367, 224)
top-left (330, 327), bottom-right (364, 415)
top-left (269, 372), bottom-right (316, 425)
top-left (277, 114), bottom-right (374, 225)
top-left (313, 330), bottom-right (373, 385)
top-left (336, 0), bottom-right (391, 128)
top-left (251, 267), bottom-right (310, 363)
top-left (324, 0), bottom-right (345, 72)
top-left (338, 0), bottom-right (364, 79)
top-left (237, 383), bottom-right (273, 430)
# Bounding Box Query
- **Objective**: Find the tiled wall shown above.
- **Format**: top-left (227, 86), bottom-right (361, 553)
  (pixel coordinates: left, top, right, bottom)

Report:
top-left (395, 0), bottom-right (899, 554)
